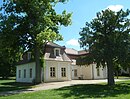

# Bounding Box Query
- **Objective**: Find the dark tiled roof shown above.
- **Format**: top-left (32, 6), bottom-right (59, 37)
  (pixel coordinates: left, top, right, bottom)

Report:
top-left (65, 48), bottom-right (78, 55)
top-left (16, 59), bottom-right (35, 65)
top-left (44, 42), bottom-right (71, 62)
top-left (78, 50), bottom-right (89, 55)
top-left (44, 52), bottom-right (71, 62)
top-left (65, 48), bottom-right (88, 55)
top-left (47, 42), bottom-right (64, 48)
top-left (16, 43), bottom-right (89, 65)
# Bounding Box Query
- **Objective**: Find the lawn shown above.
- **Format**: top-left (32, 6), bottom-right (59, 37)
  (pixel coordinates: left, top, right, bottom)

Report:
top-left (1, 80), bottom-right (130, 99)
top-left (0, 78), bottom-right (33, 92)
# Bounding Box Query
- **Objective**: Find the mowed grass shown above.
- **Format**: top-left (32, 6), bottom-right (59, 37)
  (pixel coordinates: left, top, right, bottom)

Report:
top-left (1, 80), bottom-right (130, 99)
top-left (0, 78), bottom-right (33, 92)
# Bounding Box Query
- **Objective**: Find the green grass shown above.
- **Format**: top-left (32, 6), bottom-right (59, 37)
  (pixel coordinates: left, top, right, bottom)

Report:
top-left (0, 78), bottom-right (33, 92)
top-left (1, 80), bottom-right (130, 99)
top-left (114, 76), bottom-right (130, 79)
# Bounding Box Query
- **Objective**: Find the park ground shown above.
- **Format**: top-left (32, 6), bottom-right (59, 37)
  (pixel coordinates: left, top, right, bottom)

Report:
top-left (0, 77), bottom-right (130, 99)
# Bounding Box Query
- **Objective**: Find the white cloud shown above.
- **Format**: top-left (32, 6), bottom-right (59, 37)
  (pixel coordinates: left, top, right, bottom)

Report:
top-left (66, 38), bottom-right (79, 46)
top-left (106, 5), bottom-right (124, 12)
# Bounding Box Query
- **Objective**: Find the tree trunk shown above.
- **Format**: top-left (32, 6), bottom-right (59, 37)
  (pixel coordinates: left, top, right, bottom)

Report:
top-left (35, 44), bottom-right (42, 84)
top-left (129, 68), bottom-right (130, 77)
top-left (107, 59), bottom-right (115, 85)
top-left (41, 43), bottom-right (47, 82)
top-left (116, 70), bottom-right (118, 79)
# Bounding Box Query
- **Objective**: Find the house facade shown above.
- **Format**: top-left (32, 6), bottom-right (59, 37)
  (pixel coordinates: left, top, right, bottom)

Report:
top-left (43, 43), bottom-right (71, 82)
top-left (65, 48), bottom-right (107, 80)
top-left (16, 42), bottom-right (107, 83)
top-left (16, 62), bottom-right (36, 83)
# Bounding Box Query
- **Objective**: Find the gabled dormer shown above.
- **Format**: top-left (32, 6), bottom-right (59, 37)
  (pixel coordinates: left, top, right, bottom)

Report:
top-left (44, 42), bottom-right (71, 62)
top-left (54, 48), bottom-right (60, 57)
top-left (17, 51), bottom-right (34, 65)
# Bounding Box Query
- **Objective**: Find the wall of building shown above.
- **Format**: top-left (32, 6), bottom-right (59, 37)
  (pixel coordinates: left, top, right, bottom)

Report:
top-left (16, 62), bottom-right (107, 83)
top-left (44, 60), bottom-right (71, 82)
top-left (16, 62), bottom-right (36, 83)
top-left (71, 65), bottom-right (93, 80)
top-left (93, 64), bottom-right (107, 79)
top-left (81, 65), bottom-right (93, 79)
top-left (71, 64), bottom-right (107, 80)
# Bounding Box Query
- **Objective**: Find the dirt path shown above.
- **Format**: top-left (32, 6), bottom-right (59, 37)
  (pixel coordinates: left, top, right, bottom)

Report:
top-left (0, 79), bottom-right (128, 96)
top-left (29, 79), bottom-right (108, 91)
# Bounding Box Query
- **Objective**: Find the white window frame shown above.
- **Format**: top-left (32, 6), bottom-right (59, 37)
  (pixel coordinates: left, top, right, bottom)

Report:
top-left (50, 67), bottom-right (56, 77)
top-left (61, 68), bottom-right (66, 77)
top-left (54, 48), bottom-right (60, 56)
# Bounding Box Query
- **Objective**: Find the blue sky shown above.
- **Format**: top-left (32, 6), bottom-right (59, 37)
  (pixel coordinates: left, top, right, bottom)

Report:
top-left (55, 0), bottom-right (130, 50)
top-left (0, 0), bottom-right (130, 50)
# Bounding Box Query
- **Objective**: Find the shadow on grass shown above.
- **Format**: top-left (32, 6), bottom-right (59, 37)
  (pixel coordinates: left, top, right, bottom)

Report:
top-left (0, 77), bottom-right (15, 80)
top-left (55, 82), bottom-right (130, 98)
top-left (0, 79), bottom-right (33, 93)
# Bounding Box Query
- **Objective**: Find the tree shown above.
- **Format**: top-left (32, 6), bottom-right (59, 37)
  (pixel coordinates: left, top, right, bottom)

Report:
top-left (79, 9), bottom-right (130, 85)
top-left (113, 59), bottom-right (121, 79)
top-left (1, 0), bottom-right (71, 83)
top-left (0, 11), bottom-right (20, 78)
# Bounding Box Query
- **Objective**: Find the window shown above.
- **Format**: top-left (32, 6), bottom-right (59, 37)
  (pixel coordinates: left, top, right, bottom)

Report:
top-left (74, 69), bottom-right (77, 77)
top-left (97, 68), bottom-right (100, 76)
top-left (24, 69), bottom-right (26, 78)
top-left (27, 52), bottom-right (31, 60)
top-left (54, 48), bottom-right (60, 56)
top-left (30, 68), bottom-right (32, 78)
top-left (61, 68), bottom-right (66, 77)
top-left (50, 67), bottom-right (55, 77)
top-left (56, 49), bottom-right (59, 56)
top-left (19, 70), bottom-right (21, 78)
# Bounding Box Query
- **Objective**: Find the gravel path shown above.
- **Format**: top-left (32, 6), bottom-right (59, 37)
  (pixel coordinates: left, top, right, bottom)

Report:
top-left (0, 79), bottom-right (127, 96)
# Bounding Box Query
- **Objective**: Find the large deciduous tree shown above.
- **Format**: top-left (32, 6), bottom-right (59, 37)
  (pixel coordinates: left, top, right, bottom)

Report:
top-left (0, 11), bottom-right (20, 78)
top-left (1, 0), bottom-right (71, 83)
top-left (79, 9), bottom-right (130, 85)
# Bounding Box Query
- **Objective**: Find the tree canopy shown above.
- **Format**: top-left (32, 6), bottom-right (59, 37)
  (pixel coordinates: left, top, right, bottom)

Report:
top-left (1, 0), bottom-right (71, 49)
top-left (79, 9), bottom-right (130, 85)
top-left (0, 0), bottom-right (72, 82)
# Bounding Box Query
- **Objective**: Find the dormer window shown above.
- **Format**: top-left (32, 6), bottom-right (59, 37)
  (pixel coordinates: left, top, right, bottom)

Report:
top-left (27, 52), bottom-right (31, 60)
top-left (54, 48), bottom-right (60, 56)
top-left (56, 49), bottom-right (60, 56)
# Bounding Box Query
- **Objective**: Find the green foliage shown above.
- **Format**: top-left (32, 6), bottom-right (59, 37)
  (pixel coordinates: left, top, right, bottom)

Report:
top-left (79, 9), bottom-right (130, 66)
top-left (76, 54), bottom-right (93, 65)
top-left (1, 0), bottom-right (72, 50)
top-left (0, 13), bottom-right (20, 78)
top-left (1, 0), bottom-right (71, 82)
top-left (0, 48), bottom-right (17, 78)
top-left (79, 9), bottom-right (130, 85)
top-left (36, 28), bottom-right (63, 46)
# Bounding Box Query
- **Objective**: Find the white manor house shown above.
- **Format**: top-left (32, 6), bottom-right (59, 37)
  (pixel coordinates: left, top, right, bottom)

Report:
top-left (16, 42), bottom-right (107, 83)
